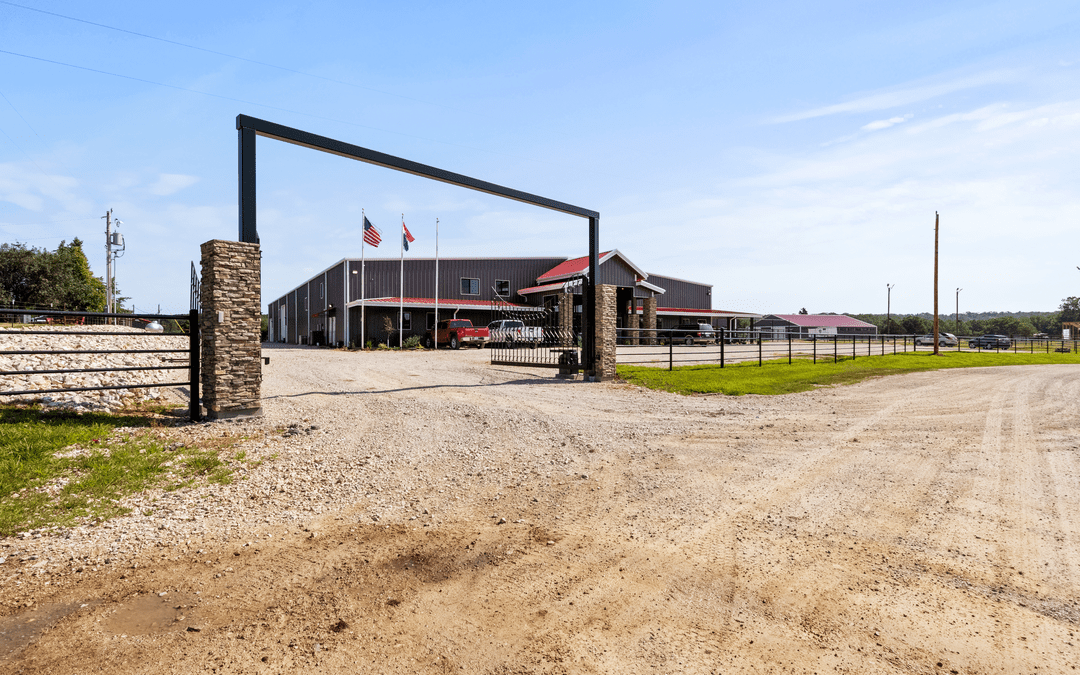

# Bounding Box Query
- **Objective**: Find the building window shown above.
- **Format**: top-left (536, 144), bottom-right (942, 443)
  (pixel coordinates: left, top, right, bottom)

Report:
top-left (319, 282), bottom-right (324, 300)
top-left (402, 312), bottom-right (412, 330)
top-left (495, 279), bottom-right (510, 297)
top-left (460, 278), bottom-right (479, 295)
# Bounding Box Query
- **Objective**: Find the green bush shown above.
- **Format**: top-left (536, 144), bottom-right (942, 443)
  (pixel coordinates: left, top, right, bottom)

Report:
top-left (403, 335), bottom-right (423, 349)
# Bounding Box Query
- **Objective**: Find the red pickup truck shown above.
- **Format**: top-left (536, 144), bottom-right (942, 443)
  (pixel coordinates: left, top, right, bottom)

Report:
top-left (424, 319), bottom-right (489, 349)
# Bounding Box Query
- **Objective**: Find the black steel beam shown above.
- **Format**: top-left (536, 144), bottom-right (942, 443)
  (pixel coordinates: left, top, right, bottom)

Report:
top-left (235, 113), bottom-right (601, 375)
top-left (236, 115), bottom-right (598, 221)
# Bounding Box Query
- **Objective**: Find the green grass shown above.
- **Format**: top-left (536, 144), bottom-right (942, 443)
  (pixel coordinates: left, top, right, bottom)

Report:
top-left (617, 350), bottom-right (1080, 396)
top-left (0, 406), bottom-right (235, 536)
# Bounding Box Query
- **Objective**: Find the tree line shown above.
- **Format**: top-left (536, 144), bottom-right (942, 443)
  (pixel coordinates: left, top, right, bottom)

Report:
top-left (0, 239), bottom-right (110, 312)
top-left (849, 297), bottom-right (1080, 337)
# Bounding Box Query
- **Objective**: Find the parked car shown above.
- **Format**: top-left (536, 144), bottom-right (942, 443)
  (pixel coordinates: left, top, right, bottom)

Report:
top-left (487, 319), bottom-right (542, 348)
top-left (1032, 333), bottom-right (1050, 339)
top-left (914, 332), bottom-right (958, 347)
top-left (969, 334), bottom-right (1011, 349)
top-left (424, 319), bottom-right (489, 349)
top-left (663, 322), bottom-right (718, 346)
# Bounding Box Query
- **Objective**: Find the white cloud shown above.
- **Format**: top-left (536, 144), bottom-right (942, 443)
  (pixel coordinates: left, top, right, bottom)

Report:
top-left (861, 114), bottom-right (913, 131)
top-left (769, 70), bottom-right (1015, 123)
top-left (148, 173), bottom-right (200, 196)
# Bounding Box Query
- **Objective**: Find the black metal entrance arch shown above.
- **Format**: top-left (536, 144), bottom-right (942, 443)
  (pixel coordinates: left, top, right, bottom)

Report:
top-left (235, 114), bottom-right (601, 376)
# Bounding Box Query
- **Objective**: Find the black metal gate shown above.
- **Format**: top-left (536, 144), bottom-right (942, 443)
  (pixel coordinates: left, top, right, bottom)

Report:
top-left (488, 297), bottom-right (580, 373)
top-left (0, 308), bottom-right (201, 421)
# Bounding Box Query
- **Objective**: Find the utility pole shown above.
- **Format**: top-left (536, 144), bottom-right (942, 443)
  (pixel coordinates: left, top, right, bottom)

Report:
top-left (933, 212), bottom-right (940, 356)
top-left (102, 209), bottom-right (112, 321)
top-left (956, 288), bottom-right (962, 335)
top-left (886, 283), bottom-right (894, 334)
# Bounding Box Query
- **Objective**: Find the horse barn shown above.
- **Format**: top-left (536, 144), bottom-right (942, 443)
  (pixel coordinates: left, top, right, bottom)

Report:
top-left (267, 249), bottom-right (759, 347)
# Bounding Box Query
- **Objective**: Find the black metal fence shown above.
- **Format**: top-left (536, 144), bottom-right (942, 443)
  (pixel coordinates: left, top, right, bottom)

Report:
top-left (616, 328), bottom-right (1079, 371)
top-left (0, 309), bottom-right (201, 421)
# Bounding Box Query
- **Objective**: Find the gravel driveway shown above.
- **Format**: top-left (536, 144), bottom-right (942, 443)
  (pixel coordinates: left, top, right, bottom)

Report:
top-left (2, 346), bottom-right (1079, 673)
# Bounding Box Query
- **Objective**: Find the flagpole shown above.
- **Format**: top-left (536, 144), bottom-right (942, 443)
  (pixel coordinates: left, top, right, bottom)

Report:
top-left (434, 217), bottom-right (439, 351)
top-left (361, 209), bottom-right (366, 350)
top-left (399, 213), bottom-right (405, 350)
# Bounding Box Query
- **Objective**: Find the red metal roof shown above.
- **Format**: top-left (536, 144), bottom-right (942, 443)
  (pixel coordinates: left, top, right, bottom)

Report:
top-left (537, 251), bottom-right (613, 281)
top-left (768, 314), bottom-right (876, 328)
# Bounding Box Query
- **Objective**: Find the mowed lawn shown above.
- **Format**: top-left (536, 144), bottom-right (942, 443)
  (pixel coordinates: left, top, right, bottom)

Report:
top-left (617, 351), bottom-right (1080, 396)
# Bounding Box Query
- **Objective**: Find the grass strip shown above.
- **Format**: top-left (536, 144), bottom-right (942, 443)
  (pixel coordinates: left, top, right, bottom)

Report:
top-left (0, 406), bottom-right (233, 536)
top-left (617, 350), bottom-right (1080, 396)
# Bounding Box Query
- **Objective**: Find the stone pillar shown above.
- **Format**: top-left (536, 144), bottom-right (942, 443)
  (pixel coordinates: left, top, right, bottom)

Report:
top-left (200, 240), bottom-right (262, 419)
top-left (558, 292), bottom-right (574, 347)
top-left (628, 312), bottom-right (640, 345)
top-left (643, 297), bottom-right (657, 345)
top-left (592, 284), bottom-right (617, 381)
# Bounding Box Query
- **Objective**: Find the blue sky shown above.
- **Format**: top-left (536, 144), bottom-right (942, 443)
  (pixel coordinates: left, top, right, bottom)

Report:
top-left (2, 0), bottom-right (1078, 315)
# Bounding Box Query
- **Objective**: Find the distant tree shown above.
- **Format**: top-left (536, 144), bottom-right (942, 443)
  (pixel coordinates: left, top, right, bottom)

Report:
top-left (1059, 297), bottom-right (1080, 323)
top-left (1029, 314), bottom-right (1059, 334)
top-left (901, 316), bottom-right (930, 335)
top-left (0, 239), bottom-right (107, 311)
top-left (798, 307), bottom-right (808, 315)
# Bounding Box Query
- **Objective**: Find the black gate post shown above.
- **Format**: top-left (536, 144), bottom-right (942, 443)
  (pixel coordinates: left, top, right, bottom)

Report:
top-left (720, 327), bottom-right (725, 368)
top-left (238, 125), bottom-right (258, 244)
top-left (584, 215), bottom-right (599, 378)
top-left (189, 308), bottom-right (201, 422)
top-left (669, 330), bottom-right (673, 371)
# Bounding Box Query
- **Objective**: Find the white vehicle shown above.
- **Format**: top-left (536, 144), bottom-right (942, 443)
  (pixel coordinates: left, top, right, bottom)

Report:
top-left (914, 332), bottom-right (958, 347)
top-left (487, 319), bottom-right (542, 348)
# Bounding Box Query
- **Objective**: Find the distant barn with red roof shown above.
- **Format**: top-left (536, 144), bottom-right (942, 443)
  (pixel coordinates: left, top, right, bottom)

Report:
top-left (755, 313), bottom-right (878, 338)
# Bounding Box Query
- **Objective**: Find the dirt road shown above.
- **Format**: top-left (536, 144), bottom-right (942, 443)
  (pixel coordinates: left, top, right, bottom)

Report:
top-left (2, 348), bottom-right (1078, 673)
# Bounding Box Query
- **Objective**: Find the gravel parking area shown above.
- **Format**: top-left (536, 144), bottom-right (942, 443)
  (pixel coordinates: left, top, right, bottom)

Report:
top-left (2, 346), bottom-right (1079, 673)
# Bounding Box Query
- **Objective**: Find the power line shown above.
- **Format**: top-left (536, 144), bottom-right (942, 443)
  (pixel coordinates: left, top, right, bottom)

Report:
top-left (0, 0), bottom-right (472, 115)
top-left (0, 47), bottom-right (558, 169)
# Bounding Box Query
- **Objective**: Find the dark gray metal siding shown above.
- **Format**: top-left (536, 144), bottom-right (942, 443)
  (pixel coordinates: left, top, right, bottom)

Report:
top-left (326, 262), bottom-right (345, 345)
top-left (596, 257), bottom-right (638, 288)
top-left (288, 290), bottom-right (298, 344)
top-left (647, 274), bottom-right (712, 310)
top-left (345, 258), bottom-right (564, 303)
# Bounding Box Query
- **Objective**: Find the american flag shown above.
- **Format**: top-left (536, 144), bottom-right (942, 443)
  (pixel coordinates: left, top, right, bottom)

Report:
top-left (363, 216), bottom-right (381, 247)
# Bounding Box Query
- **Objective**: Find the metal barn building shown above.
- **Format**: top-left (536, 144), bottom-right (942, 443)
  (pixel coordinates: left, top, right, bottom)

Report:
top-left (754, 314), bottom-right (878, 339)
top-left (267, 249), bottom-right (759, 347)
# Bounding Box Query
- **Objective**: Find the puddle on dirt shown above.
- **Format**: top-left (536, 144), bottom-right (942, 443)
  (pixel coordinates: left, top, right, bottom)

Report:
top-left (0, 600), bottom-right (97, 661)
top-left (104, 593), bottom-right (200, 636)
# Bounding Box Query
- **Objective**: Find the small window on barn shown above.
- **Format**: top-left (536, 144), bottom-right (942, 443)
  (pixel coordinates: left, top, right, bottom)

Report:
top-left (402, 312), bottom-right (411, 330)
top-left (319, 282), bottom-right (324, 300)
top-left (495, 279), bottom-right (510, 297)
top-left (461, 278), bottom-right (479, 295)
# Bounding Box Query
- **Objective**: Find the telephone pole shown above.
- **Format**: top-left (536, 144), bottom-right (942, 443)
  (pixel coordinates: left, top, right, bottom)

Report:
top-left (933, 212), bottom-right (940, 356)
top-left (102, 209), bottom-right (112, 319)
top-left (886, 283), bottom-right (894, 334)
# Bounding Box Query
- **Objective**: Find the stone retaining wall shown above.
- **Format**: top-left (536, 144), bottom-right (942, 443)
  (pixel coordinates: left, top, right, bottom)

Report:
top-left (0, 325), bottom-right (189, 411)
